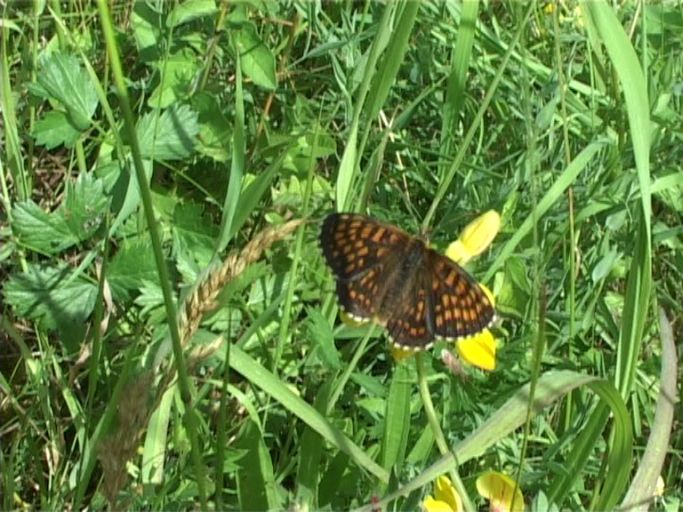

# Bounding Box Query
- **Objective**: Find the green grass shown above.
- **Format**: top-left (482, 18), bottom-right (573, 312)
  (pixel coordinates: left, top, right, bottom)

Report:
top-left (1, 1), bottom-right (681, 510)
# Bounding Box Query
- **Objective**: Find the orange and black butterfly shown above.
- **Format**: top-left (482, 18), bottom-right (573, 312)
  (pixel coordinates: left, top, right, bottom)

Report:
top-left (319, 213), bottom-right (495, 350)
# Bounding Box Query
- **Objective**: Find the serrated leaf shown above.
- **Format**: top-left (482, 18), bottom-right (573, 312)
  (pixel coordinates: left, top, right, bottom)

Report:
top-left (33, 110), bottom-right (81, 148)
top-left (3, 263), bottom-right (97, 335)
top-left (96, 157), bottom-right (153, 236)
top-left (12, 201), bottom-right (74, 253)
top-left (148, 49), bottom-right (201, 108)
top-left (12, 173), bottom-right (109, 254)
top-left (136, 104), bottom-right (199, 161)
top-left (172, 202), bottom-right (219, 282)
top-left (193, 92), bottom-right (231, 161)
top-left (62, 173), bottom-right (109, 240)
top-left (34, 52), bottom-right (98, 130)
top-left (167, 0), bottom-right (217, 27)
top-left (108, 237), bottom-right (159, 301)
top-left (234, 24), bottom-right (276, 91)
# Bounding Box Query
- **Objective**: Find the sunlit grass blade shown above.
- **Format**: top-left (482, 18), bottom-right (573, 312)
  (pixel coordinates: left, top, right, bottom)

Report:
top-left (485, 141), bottom-right (604, 281)
top-left (440, 0), bottom-right (479, 174)
top-left (236, 420), bottom-right (281, 510)
top-left (360, 370), bottom-right (632, 511)
top-left (216, 37), bottom-right (245, 253)
top-left (296, 381), bottom-right (333, 508)
top-left (336, 2), bottom-right (395, 210)
top-left (229, 344), bottom-right (390, 483)
top-left (380, 361), bottom-right (411, 472)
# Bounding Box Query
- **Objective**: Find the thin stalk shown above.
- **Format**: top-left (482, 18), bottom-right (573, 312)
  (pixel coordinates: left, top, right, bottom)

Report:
top-left (416, 353), bottom-right (474, 512)
top-left (95, 1), bottom-right (207, 506)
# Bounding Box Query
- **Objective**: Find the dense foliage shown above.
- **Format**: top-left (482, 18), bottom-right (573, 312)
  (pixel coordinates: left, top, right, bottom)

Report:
top-left (0, 1), bottom-right (680, 510)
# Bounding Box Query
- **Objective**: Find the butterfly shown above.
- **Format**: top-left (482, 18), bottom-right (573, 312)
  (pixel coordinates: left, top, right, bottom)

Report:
top-left (319, 213), bottom-right (496, 350)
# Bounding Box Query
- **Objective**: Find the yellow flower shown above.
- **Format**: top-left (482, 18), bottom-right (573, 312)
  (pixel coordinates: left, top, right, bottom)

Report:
top-left (423, 475), bottom-right (463, 512)
top-left (457, 329), bottom-right (496, 371)
top-left (476, 471), bottom-right (524, 512)
top-left (446, 210), bottom-right (500, 266)
top-left (448, 212), bottom-right (499, 371)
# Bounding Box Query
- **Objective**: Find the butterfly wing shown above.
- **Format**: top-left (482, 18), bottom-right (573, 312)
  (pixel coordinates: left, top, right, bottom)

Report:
top-left (385, 275), bottom-right (436, 350)
top-left (427, 249), bottom-right (495, 340)
top-left (320, 213), bottom-right (411, 320)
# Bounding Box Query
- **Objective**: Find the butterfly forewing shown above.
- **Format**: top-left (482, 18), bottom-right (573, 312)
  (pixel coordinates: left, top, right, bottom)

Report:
top-left (320, 212), bottom-right (496, 350)
top-left (320, 213), bottom-right (412, 321)
top-left (320, 213), bottom-right (410, 280)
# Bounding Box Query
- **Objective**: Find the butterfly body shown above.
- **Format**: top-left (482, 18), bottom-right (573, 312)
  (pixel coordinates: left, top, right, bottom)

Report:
top-left (320, 213), bottom-right (495, 350)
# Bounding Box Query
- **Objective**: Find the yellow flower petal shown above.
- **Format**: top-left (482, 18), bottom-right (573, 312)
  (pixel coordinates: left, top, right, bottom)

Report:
top-left (457, 330), bottom-right (496, 371)
top-left (434, 476), bottom-right (463, 512)
top-left (445, 240), bottom-right (469, 265)
top-left (447, 210), bottom-right (501, 265)
top-left (476, 471), bottom-right (524, 512)
top-left (423, 496), bottom-right (456, 512)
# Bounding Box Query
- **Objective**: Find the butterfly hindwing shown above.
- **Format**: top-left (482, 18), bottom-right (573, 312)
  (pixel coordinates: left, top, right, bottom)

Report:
top-left (333, 267), bottom-right (382, 320)
top-left (385, 276), bottom-right (436, 350)
top-left (428, 250), bottom-right (495, 340)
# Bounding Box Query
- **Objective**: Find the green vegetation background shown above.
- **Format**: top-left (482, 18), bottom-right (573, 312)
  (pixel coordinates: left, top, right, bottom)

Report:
top-left (0, 1), bottom-right (680, 510)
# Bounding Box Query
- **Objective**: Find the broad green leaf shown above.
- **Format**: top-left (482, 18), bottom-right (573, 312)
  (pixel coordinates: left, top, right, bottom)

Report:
top-left (12, 173), bottom-right (108, 254)
top-left (227, 156), bottom-right (283, 241)
top-left (440, 0), bottom-right (479, 163)
top-left (283, 132), bottom-right (337, 175)
top-left (148, 49), bottom-right (201, 108)
top-left (95, 157), bottom-right (153, 236)
top-left (12, 201), bottom-right (74, 253)
top-left (136, 104), bottom-right (199, 161)
top-left (234, 24), bottom-right (277, 91)
top-left (3, 263), bottom-right (97, 338)
top-left (32, 110), bottom-right (81, 148)
top-left (173, 203), bottom-right (219, 282)
top-left (365, 0), bottom-right (419, 121)
top-left (131, 1), bottom-right (162, 60)
top-left (167, 0), bottom-right (217, 27)
top-left (236, 421), bottom-right (280, 510)
top-left (336, 127), bottom-right (357, 210)
top-left (107, 237), bottom-right (159, 302)
top-left (62, 173), bottom-right (109, 240)
top-left (217, 50), bottom-right (245, 252)
top-left (141, 386), bottom-right (174, 485)
top-left (33, 52), bottom-right (98, 130)
top-left (296, 382), bottom-right (333, 508)
top-left (193, 92), bottom-right (232, 162)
